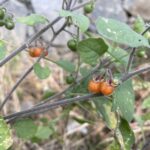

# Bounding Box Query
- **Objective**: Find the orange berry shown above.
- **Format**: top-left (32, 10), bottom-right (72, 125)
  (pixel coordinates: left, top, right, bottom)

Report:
top-left (29, 47), bottom-right (48, 57)
top-left (88, 80), bottom-right (101, 93)
top-left (100, 82), bottom-right (114, 96)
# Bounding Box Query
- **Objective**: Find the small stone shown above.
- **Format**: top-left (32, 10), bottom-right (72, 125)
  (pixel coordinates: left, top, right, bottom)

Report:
top-left (92, 0), bottom-right (127, 22)
top-left (124, 0), bottom-right (150, 20)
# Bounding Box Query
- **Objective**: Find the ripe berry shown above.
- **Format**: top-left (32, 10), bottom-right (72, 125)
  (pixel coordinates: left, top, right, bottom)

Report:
top-left (29, 47), bottom-right (48, 57)
top-left (67, 39), bottom-right (77, 52)
top-left (100, 82), bottom-right (114, 96)
top-left (84, 3), bottom-right (94, 14)
top-left (88, 80), bottom-right (101, 94)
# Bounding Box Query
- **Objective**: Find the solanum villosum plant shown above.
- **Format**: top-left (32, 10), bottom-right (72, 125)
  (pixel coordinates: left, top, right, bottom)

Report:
top-left (0, 0), bottom-right (150, 149)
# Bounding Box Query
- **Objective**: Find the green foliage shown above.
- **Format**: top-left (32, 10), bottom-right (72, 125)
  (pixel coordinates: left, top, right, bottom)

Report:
top-left (13, 118), bottom-right (37, 139)
top-left (33, 63), bottom-right (51, 79)
top-left (59, 10), bottom-right (90, 32)
top-left (112, 80), bottom-right (135, 122)
top-left (107, 140), bottom-right (120, 150)
top-left (0, 117), bottom-right (13, 150)
top-left (94, 97), bottom-right (117, 129)
top-left (77, 38), bottom-right (108, 65)
top-left (17, 14), bottom-right (48, 26)
top-left (1, 3), bottom-right (149, 148)
top-left (35, 126), bottom-right (53, 140)
top-left (108, 47), bottom-right (129, 65)
top-left (72, 76), bottom-right (90, 93)
top-left (118, 118), bottom-right (135, 150)
top-left (0, 40), bottom-right (6, 60)
top-left (56, 59), bottom-right (75, 73)
top-left (96, 17), bottom-right (149, 47)
top-left (80, 67), bottom-right (91, 77)
top-left (142, 96), bottom-right (150, 109)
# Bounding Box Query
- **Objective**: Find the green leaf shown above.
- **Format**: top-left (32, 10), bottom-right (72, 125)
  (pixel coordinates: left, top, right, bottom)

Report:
top-left (0, 40), bottom-right (6, 60)
top-left (78, 38), bottom-right (108, 65)
top-left (13, 118), bottom-right (37, 139)
top-left (0, 117), bottom-right (13, 150)
top-left (94, 97), bottom-right (117, 129)
top-left (59, 10), bottom-right (90, 32)
top-left (80, 67), bottom-right (90, 77)
top-left (17, 14), bottom-right (48, 26)
top-left (107, 140), bottom-right (120, 150)
top-left (96, 17), bottom-right (149, 47)
top-left (35, 126), bottom-right (53, 140)
top-left (142, 96), bottom-right (150, 109)
top-left (33, 63), bottom-right (51, 79)
top-left (55, 59), bottom-right (75, 73)
top-left (112, 80), bottom-right (135, 122)
top-left (72, 76), bottom-right (90, 93)
top-left (119, 118), bottom-right (135, 150)
top-left (108, 47), bottom-right (129, 65)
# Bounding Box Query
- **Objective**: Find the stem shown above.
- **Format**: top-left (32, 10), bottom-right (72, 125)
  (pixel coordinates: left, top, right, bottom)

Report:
top-left (0, 66), bottom-right (33, 111)
top-left (71, 1), bottom-right (92, 11)
top-left (121, 65), bottom-right (150, 82)
top-left (126, 26), bottom-right (150, 72)
top-left (33, 60), bottom-right (102, 107)
top-left (0, 22), bottom-right (67, 111)
top-left (4, 93), bottom-right (101, 122)
top-left (0, 17), bottom-right (62, 67)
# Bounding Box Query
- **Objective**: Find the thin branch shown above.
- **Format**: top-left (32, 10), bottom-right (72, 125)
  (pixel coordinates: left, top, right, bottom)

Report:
top-left (33, 60), bottom-right (102, 107)
top-left (62, 0), bottom-right (67, 9)
top-left (72, 0), bottom-right (78, 7)
top-left (4, 93), bottom-right (102, 122)
top-left (63, 29), bottom-right (77, 37)
top-left (126, 48), bottom-right (135, 72)
top-left (0, 17), bottom-right (62, 67)
top-left (0, 21), bottom-right (67, 111)
top-left (4, 61), bottom-right (150, 122)
top-left (121, 65), bottom-right (150, 82)
top-left (0, 0), bottom-right (92, 67)
top-left (68, 0), bottom-right (73, 9)
top-left (126, 26), bottom-right (150, 72)
top-left (0, 66), bottom-right (33, 111)
top-left (71, 0), bottom-right (95, 11)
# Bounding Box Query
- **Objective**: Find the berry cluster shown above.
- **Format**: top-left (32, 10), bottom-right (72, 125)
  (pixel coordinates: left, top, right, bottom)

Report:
top-left (88, 78), bottom-right (116, 96)
top-left (0, 7), bottom-right (15, 30)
